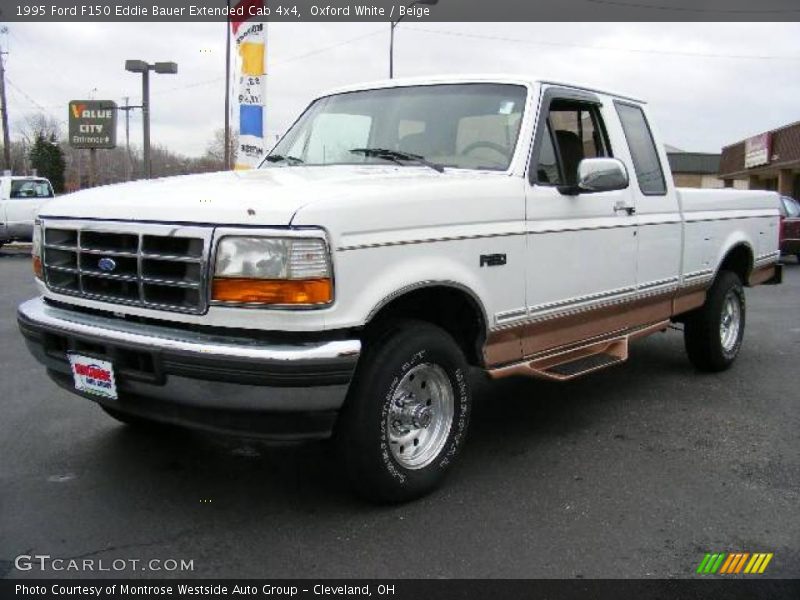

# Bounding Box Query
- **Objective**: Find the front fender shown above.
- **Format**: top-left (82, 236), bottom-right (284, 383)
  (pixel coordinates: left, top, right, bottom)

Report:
top-left (329, 242), bottom-right (515, 333)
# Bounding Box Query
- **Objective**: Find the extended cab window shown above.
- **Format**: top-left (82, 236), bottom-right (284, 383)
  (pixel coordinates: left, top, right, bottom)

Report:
top-left (534, 100), bottom-right (610, 186)
top-left (615, 102), bottom-right (667, 195)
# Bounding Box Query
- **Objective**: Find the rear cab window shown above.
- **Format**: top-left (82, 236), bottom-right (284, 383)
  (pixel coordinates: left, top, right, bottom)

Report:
top-left (614, 102), bottom-right (667, 196)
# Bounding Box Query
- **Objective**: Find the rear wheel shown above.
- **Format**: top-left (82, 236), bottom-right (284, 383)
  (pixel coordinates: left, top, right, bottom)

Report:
top-left (684, 271), bottom-right (745, 372)
top-left (336, 320), bottom-right (472, 503)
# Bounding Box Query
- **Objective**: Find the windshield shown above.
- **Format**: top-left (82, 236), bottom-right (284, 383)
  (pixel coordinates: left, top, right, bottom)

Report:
top-left (265, 83), bottom-right (528, 171)
top-left (10, 179), bottom-right (53, 199)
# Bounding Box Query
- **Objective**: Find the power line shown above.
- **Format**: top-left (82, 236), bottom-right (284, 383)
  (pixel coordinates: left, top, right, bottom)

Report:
top-left (582, 0), bottom-right (800, 14)
top-left (151, 77), bottom-right (224, 97)
top-left (404, 25), bottom-right (800, 62)
top-left (272, 27), bottom-right (385, 66)
top-left (5, 77), bottom-right (55, 115)
top-left (151, 27), bottom-right (385, 97)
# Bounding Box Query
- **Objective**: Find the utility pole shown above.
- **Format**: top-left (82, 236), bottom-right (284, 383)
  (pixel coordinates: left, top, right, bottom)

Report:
top-left (0, 42), bottom-right (11, 171)
top-left (117, 96), bottom-right (141, 181)
top-left (123, 95), bottom-right (131, 180)
top-left (88, 148), bottom-right (97, 187)
top-left (224, 7), bottom-right (232, 170)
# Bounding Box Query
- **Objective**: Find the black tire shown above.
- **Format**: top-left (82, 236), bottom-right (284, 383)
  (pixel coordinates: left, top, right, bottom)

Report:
top-left (684, 271), bottom-right (746, 372)
top-left (336, 320), bottom-right (472, 503)
top-left (796, 253), bottom-right (800, 263)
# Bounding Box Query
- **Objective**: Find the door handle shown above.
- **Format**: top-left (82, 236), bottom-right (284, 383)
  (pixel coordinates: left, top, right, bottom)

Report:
top-left (614, 201), bottom-right (636, 216)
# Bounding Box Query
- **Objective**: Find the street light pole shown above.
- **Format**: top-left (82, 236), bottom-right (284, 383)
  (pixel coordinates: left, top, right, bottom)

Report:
top-left (389, 0), bottom-right (438, 79)
top-left (141, 67), bottom-right (150, 179)
top-left (125, 59), bottom-right (177, 180)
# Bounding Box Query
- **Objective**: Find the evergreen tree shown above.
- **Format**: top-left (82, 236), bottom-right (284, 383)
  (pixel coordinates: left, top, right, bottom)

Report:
top-left (29, 133), bottom-right (66, 193)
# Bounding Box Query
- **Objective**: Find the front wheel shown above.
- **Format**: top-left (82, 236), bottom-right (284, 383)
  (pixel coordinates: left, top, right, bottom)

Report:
top-left (684, 271), bottom-right (746, 372)
top-left (336, 320), bottom-right (472, 503)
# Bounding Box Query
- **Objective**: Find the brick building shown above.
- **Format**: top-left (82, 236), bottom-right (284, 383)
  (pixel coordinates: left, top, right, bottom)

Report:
top-left (667, 151), bottom-right (725, 189)
top-left (719, 121), bottom-right (800, 199)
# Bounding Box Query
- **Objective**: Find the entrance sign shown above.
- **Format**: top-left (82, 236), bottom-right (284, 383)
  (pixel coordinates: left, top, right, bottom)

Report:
top-left (68, 100), bottom-right (118, 149)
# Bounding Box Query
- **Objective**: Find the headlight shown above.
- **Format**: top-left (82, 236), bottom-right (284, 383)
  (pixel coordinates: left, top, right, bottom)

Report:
top-left (32, 220), bottom-right (43, 280)
top-left (211, 236), bottom-right (333, 306)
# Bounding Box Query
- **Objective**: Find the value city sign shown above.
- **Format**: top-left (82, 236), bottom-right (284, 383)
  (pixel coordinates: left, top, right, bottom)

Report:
top-left (68, 100), bottom-right (117, 149)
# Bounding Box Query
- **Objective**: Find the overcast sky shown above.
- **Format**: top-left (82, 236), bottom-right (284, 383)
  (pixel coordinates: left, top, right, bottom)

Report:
top-left (3, 21), bottom-right (799, 157)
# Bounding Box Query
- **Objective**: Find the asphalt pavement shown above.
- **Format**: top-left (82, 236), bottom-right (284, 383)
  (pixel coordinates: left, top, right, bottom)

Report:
top-left (1, 244), bottom-right (798, 579)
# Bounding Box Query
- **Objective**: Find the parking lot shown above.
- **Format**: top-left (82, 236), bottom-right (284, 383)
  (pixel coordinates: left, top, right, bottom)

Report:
top-left (0, 244), bottom-right (798, 579)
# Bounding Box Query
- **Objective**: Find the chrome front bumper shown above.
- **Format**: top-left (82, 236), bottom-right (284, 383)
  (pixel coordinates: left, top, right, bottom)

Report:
top-left (17, 297), bottom-right (362, 440)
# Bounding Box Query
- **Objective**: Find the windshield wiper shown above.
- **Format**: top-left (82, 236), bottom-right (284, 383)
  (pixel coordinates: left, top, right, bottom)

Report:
top-left (264, 154), bottom-right (304, 165)
top-left (349, 148), bottom-right (444, 173)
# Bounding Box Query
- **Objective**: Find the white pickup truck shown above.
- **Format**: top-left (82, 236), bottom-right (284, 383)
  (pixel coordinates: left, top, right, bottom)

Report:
top-left (0, 176), bottom-right (55, 247)
top-left (18, 76), bottom-right (782, 502)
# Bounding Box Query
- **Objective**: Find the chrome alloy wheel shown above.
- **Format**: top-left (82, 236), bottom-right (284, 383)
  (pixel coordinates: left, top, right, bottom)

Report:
top-left (719, 290), bottom-right (742, 353)
top-left (386, 363), bottom-right (455, 470)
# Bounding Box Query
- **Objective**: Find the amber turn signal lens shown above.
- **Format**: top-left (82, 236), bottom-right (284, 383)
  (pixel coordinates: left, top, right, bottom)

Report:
top-left (212, 278), bottom-right (332, 305)
top-left (33, 255), bottom-right (43, 280)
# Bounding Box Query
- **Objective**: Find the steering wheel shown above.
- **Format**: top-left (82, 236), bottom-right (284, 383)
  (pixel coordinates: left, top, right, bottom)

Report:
top-left (460, 141), bottom-right (511, 161)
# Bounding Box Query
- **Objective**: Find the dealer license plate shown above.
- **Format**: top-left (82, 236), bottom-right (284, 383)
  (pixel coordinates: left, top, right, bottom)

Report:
top-left (67, 353), bottom-right (118, 400)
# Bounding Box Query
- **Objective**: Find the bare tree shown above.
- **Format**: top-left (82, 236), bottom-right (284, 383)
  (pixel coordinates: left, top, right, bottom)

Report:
top-left (17, 113), bottom-right (62, 145)
top-left (2, 112), bottom-right (237, 188)
top-left (205, 128), bottom-right (237, 169)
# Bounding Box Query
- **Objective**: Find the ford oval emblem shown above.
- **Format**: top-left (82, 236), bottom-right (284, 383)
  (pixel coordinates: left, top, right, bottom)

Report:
top-left (98, 257), bottom-right (117, 272)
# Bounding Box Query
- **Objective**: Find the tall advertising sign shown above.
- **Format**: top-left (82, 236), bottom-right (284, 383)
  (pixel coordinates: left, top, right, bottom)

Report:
top-left (68, 100), bottom-right (117, 149)
top-left (231, 0), bottom-right (267, 170)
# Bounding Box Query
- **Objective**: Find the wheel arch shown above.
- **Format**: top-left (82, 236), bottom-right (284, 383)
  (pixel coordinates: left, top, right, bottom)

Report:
top-left (714, 241), bottom-right (755, 286)
top-left (364, 281), bottom-right (489, 367)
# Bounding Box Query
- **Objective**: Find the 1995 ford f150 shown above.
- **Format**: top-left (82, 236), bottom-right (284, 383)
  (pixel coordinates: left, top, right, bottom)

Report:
top-left (17, 76), bottom-right (782, 502)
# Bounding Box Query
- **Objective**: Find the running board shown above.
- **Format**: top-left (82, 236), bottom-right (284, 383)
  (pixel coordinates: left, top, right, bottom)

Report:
top-left (488, 321), bottom-right (674, 382)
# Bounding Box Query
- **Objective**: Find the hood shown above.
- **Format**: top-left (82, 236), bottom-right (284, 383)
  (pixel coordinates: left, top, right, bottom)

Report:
top-left (40, 166), bottom-right (458, 227)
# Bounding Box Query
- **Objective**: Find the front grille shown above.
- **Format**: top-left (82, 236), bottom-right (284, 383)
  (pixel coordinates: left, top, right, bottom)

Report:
top-left (42, 221), bottom-right (211, 314)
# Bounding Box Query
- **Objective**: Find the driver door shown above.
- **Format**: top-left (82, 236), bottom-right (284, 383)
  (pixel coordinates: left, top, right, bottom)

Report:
top-left (522, 88), bottom-right (638, 356)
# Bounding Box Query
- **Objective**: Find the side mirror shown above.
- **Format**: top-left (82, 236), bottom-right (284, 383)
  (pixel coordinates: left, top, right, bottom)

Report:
top-left (558, 158), bottom-right (629, 195)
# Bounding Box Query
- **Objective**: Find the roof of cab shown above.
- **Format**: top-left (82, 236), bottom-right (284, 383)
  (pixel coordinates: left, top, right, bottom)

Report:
top-left (320, 74), bottom-right (645, 104)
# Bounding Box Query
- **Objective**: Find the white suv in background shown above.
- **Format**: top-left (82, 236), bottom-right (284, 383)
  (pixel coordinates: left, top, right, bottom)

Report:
top-left (0, 176), bottom-right (55, 247)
